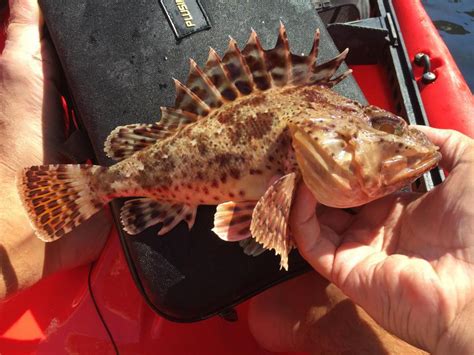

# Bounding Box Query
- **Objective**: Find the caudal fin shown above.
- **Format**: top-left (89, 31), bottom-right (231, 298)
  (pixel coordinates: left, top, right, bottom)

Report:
top-left (17, 164), bottom-right (106, 241)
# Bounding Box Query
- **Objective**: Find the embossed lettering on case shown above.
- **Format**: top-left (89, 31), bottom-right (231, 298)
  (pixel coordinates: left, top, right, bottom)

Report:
top-left (160, 0), bottom-right (211, 39)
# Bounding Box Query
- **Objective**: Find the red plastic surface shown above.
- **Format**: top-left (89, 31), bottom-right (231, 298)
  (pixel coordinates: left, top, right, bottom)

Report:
top-left (0, 266), bottom-right (115, 354)
top-left (1, 1), bottom-right (473, 353)
top-left (393, 0), bottom-right (474, 137)
top-left (350, 64), bottom-right (396, 113)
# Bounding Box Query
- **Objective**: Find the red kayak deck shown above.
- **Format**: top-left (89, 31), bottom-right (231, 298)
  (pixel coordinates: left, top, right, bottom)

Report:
top-left (393, 1), bottom-right (473, 137)
top-left (1, 1), bottom-right (472, 353)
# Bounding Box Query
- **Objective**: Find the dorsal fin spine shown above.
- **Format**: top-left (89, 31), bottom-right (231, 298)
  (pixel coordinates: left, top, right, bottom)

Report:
top-left (328, 68), bottom-right (353, 87)
top-left (264, 21), bottom-right (292, 86)
top-left (222, 37), bottom-right (255, 95)
top-left (160, 107), bottom-right (198, 126)
top-left (205, 47), bottom-right (240, 101)
top-left (187, 59), bottom-right (224, 108)
top-left (242, 29), bottom-right (273, 90)
top-left (308, 28), bottom-right (320, 66)
top-left (173, 78), bottom-right (211, 116)
top-left (278, 20), bottom-right (292, 83)
top-left (309, 47), bottom-right (350, 85)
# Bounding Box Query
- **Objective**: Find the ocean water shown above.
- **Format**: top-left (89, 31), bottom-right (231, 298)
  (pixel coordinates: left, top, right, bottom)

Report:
top-left (422, 0), bottom-right (474, 91)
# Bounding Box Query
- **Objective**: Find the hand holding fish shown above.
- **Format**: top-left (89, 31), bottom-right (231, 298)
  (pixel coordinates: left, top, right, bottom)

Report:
top-left (285, 127), bottom-right (474, 353)
top-left (0, 0), bottom-right (111, 299)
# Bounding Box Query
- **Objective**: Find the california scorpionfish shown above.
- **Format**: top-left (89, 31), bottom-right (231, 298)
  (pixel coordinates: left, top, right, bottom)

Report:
top-left (18, 24), bottom-right (441, 269)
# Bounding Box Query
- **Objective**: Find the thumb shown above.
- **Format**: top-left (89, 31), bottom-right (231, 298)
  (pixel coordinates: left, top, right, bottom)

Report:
top-left (290, 183), bottom-right (341, 280)
top-left (4, 0), bottom-right (43, 56)
top-left (414, 126), bottom-right (474, 172)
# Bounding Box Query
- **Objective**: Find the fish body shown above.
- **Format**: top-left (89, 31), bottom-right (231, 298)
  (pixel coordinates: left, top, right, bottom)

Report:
top-left (99, 84), bottom-right (361, 204)
top-left (17, 24), bottom-right (440, 269)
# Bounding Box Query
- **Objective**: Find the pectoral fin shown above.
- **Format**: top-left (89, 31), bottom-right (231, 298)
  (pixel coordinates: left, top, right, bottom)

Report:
top-left (250, 172), bottom-right (298, 270)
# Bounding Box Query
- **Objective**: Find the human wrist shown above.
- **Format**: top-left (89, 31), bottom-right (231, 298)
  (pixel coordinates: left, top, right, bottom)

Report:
top-left (0, 171), bottom-right (48, 300)
top-left (434, 301), bottom-right (474, 355)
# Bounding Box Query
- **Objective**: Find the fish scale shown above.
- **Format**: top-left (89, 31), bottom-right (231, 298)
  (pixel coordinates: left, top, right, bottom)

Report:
top-left (17, 23), bottom-right (440, 270)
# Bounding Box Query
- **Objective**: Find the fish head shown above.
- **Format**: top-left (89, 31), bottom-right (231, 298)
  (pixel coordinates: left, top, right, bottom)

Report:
top-left (289, 108), bottom-right (441, 208)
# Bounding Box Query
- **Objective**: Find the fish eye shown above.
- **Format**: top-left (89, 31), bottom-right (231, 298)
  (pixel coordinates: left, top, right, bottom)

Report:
top-left (370, 115), bottom-right (407, 136)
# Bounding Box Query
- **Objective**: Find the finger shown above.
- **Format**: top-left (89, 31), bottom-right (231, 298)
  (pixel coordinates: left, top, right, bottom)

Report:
top-left (4, 0), bottom-right (43, 56)
top-left (414, 126), bottom-right (474, 172)
top-left (290, 183), bottom-right (318, 232)
top-left (290, 183), bottom-right (341, 281)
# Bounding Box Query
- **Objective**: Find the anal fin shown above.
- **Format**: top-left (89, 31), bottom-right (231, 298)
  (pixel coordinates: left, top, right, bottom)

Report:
top-left (250, 172), bottom-right (298, 270)
top-left (120, 198), bottom-right (197, 235)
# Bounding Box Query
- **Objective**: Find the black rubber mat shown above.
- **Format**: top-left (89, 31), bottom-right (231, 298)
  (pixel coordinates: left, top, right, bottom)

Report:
top-left (39, 0), bottom-right (366, 322)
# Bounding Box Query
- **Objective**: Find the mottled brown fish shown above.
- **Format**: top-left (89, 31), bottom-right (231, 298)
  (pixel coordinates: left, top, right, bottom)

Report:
top-left (17, 24), bottom-right (441, 270)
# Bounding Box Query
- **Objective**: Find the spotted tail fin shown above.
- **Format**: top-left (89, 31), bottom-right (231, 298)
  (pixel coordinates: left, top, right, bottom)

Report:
top-left (17, 164), bottom-right (107, 241)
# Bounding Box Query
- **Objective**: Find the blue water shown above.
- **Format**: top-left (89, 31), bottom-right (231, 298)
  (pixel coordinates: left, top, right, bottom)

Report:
top-left (422, 0), bottom-right (474, 91)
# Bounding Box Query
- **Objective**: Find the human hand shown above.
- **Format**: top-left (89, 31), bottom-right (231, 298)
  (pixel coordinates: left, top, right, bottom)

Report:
top-left (0, 0), bottom-right (111, 300)
top-left (287, 127), bottom-right (474, 353)
top-left (249, 270), bottom-right (427, 354)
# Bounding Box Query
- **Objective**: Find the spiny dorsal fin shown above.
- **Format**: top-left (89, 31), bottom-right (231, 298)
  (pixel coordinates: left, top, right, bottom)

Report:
top-left (222, 37), bottom-right (255, 95)
top-left (120, 198), bottom-right (197, 235)
top-left (186, 59), bottom-right (224, 108)
top-left (161, 107), bottom-right (198, 129)
top-left (309, 48), bottom-right (351, 86)
top-left (204, 48), bottom-right (240, 101)
top-left (290, 28), bottom-right (320, 84)
top-left (104, 108), bottom-right (197, 160)
top-left (264, 21), bottom-right (292, 86)
top-left (241, 29), bottom-right (273, 90)
top-left (195, 24), bottom-right (348, 98)
top-left (169, 24), bottom-right (350, 119)
top-left (174, 78), bottom-right (211, 116)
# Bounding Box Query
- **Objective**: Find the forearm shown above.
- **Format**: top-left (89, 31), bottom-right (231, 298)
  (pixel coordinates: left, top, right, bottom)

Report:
top-left (0, 59), bottom-right (49, 300)
top-left (435, 301), bottom-right (474, 355)
top-left (0, 116), bottom-right (56, 301)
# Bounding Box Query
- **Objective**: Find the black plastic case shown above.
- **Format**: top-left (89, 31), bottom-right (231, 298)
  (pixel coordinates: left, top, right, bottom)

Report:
top-left (38, 0), bottom-right (366, 322)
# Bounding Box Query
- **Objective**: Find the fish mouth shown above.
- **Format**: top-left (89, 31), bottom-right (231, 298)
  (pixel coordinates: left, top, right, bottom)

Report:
top-left (382, 151), bottom-right (442, 186)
